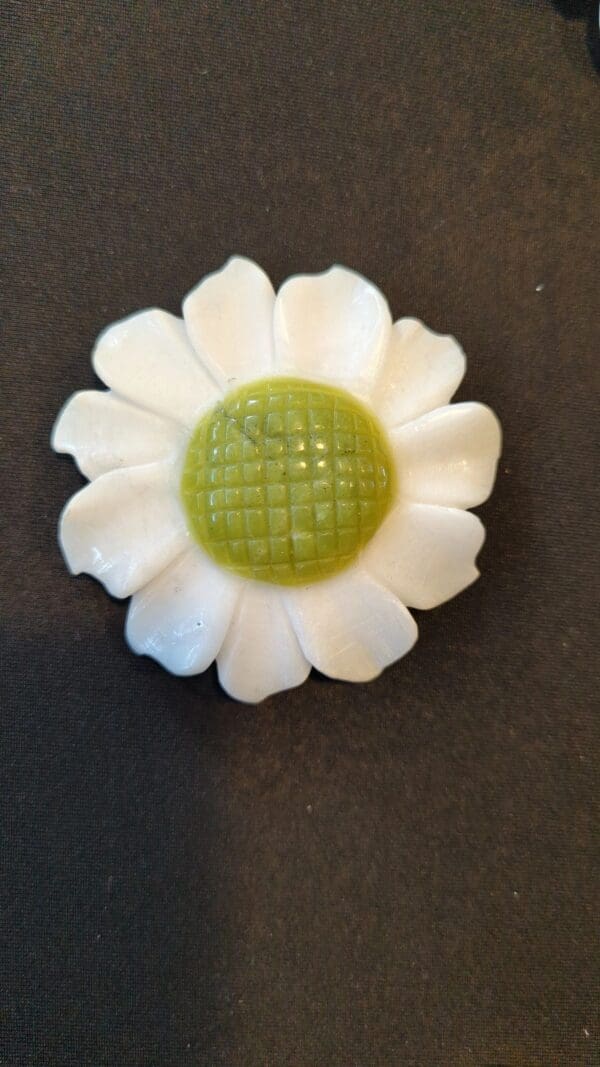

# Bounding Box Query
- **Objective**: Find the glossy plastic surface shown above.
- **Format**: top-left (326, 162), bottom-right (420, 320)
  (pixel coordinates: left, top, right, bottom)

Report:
top-left (180, 377), bottom-right (395, 584)
top-left (53, 257), bottom-right (502, 701)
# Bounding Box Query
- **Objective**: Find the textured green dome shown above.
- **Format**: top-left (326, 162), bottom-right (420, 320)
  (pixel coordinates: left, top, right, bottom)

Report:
top-left (181, 377), bottom-right (395, 585)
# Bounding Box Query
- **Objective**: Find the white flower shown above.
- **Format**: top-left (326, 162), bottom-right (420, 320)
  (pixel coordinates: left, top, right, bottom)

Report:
top-left (52, 257), bottom-right (501, 703)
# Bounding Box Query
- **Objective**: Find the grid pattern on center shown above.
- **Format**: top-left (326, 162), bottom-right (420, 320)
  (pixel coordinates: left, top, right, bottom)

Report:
top-left (181, 377), bottom-right (394, 585)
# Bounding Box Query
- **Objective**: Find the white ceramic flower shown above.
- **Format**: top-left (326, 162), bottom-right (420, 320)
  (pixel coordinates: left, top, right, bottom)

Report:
top-left (52, 257), bottom-right (501, 702)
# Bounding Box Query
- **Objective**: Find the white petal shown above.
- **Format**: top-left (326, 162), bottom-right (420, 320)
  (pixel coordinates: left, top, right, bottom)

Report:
top-left (93, 308), bottom-right (220, 427)
top-left (391, 402), bottom-right (502, 509)
top-left (273, 265), bottom-right (392, 392)
top-left (373, 318), bottom-right (466, 428)
top-left (59, 461), bottom-right (189, 598)
top-left (284, 567), bottom-right (417, 683)
top-left (51, 390), bottom-right (182, 479)
top-left (183, 256), bottom-right (276, 388)
top-left (362, 502), bottom-right (485, 610)
top-left (126, 547), bottom-right (240, 676)
top-left (217, 584), bottom-right (310, 703)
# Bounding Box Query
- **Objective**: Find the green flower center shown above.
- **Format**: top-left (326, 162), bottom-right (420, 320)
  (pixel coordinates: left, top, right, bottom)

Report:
top-left (181, 377), bottom-right (395, 585)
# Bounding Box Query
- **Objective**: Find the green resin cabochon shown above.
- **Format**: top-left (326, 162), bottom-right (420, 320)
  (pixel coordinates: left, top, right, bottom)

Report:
top-left (181, 377), bottom-right (396, 585)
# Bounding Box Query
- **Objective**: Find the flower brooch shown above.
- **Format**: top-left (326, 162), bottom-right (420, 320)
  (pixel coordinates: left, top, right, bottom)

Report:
top-left (52, 257), bottom-right (501, 702)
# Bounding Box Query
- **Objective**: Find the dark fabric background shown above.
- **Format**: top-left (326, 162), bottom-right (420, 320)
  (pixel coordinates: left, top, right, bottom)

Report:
top-left (1, 2), bottom-right (598, 1065)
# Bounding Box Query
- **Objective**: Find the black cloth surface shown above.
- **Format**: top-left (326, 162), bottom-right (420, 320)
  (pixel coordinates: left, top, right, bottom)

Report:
top-left (1, 3), bottom-right (599, 1065)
